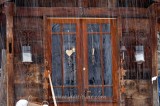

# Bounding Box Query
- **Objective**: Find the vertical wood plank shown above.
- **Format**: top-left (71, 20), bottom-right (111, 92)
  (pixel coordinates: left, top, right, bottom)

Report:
top-left (4, 2), bottom-right (14, 106)
top-left (111, 19), bottom-right (118, 102)
top-left (43, 15), bottom-right (49, 101)
top-left (151, 17), bottom-right (158, 106)
top-left (82, 19), bottom-right (89, 91)
top-left (117, 16), bottom-right (124, 106)
top-left (149, 4), bottom-right (158, 105)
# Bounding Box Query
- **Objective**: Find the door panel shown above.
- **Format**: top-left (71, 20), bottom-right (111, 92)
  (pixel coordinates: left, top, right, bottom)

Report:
top-left (47, 20), bottom-right (81, 105)
top-left (46, 18), bottom-right (118, 106)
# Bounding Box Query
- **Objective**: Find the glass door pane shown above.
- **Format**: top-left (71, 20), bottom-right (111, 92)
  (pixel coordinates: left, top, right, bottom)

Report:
top-left (52, 35), bottom-right (62, 96)
top-left (88, 34), bottom-right (103, 96)
top-left (63, 35), bottom-right (76, 86)
top-left (51, 23), bottom-right (78, 97)
top-left (86, 22), bottom-right (113, 97)
top-left (103, 34), bottom-right (112, 97)
top-left (63, 35), bottom-right (77, 96)
top-left (88, 34), bottom-right (102, 85)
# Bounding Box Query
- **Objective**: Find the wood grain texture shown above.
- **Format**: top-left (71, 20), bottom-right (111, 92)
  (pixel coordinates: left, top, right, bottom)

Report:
top-left (15, 7), bottom-right (148, 18)
top-left (13, 16), bottom-right (44, 103)
top-left (4, 2), bottom-right (14, 106)
top-left (5, 1), bottom-right (159, 106)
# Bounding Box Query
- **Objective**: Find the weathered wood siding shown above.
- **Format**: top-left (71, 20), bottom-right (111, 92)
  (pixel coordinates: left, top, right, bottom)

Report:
top-left (11, 3), bottom-right (158, 106)
top-left (122, 18), bottom-right (152, 106)
top-left (13, 17), bottom-right (44, 103)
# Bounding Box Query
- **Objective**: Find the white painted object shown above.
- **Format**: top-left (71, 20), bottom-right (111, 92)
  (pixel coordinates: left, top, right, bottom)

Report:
top-left (152, 76), bottom-right (157, 84)
top-left (16, 99), bottom-right (28, 106)
top-left (48, 74), bottom-right (57, 106)
top-left (92, 48), bottom-right (95, 55)
top-left (42, 101), bottom-right (49, 106)
top-left (135, 46), bottom-right (145, 64)
top-left (28, 102), bottom-right (41, 106)
top-left (22, 46), bottom-right (32, 62)
top-left (135, 53), bottom-right (144, 62)
top-left (66, 49), bottom-right (73, 56)
top-left (72, 47), bottom-right (75, 52)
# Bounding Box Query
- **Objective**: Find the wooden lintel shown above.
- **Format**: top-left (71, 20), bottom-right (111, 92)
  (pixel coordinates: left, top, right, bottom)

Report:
top-left (15, 7), bottom-right (148, 18)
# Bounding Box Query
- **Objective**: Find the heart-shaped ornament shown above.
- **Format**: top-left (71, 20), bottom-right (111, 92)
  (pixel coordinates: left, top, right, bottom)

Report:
top-left (66, 50), bottom-right (73, 56)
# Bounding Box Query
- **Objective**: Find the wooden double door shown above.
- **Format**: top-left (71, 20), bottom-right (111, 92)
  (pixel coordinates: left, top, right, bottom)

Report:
top-left (46, 18), bottom-right (118, 106)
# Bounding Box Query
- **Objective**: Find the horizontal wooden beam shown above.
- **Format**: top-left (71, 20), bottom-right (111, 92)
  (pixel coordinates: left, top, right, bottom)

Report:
top-left (15, 7), bottom-right (148, 18)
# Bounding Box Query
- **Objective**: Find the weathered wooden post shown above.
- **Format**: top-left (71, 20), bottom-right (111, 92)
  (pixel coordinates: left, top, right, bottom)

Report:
top-left (4, 2), bottom-right (14, 106)
top-left (148, 3), bottom-right (159, 106)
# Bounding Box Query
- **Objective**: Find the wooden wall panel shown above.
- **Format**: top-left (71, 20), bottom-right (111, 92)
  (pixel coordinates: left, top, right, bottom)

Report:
top-left (122, 18), bottom-right (150, 31)
top-left (122, 18), bottom-right (152, 106)
top-left (12, 5), bottom-right (157, 106)
top-left (13, 17), bottom-right (44, 103)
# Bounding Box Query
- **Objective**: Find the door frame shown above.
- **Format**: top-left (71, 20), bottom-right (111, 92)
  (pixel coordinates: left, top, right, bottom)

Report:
top-left (45, 18), bottom-right (119, 106)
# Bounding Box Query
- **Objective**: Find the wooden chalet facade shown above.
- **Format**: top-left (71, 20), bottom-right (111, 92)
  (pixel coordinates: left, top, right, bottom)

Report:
top-left (0, 0), bottom-right (160, 106)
